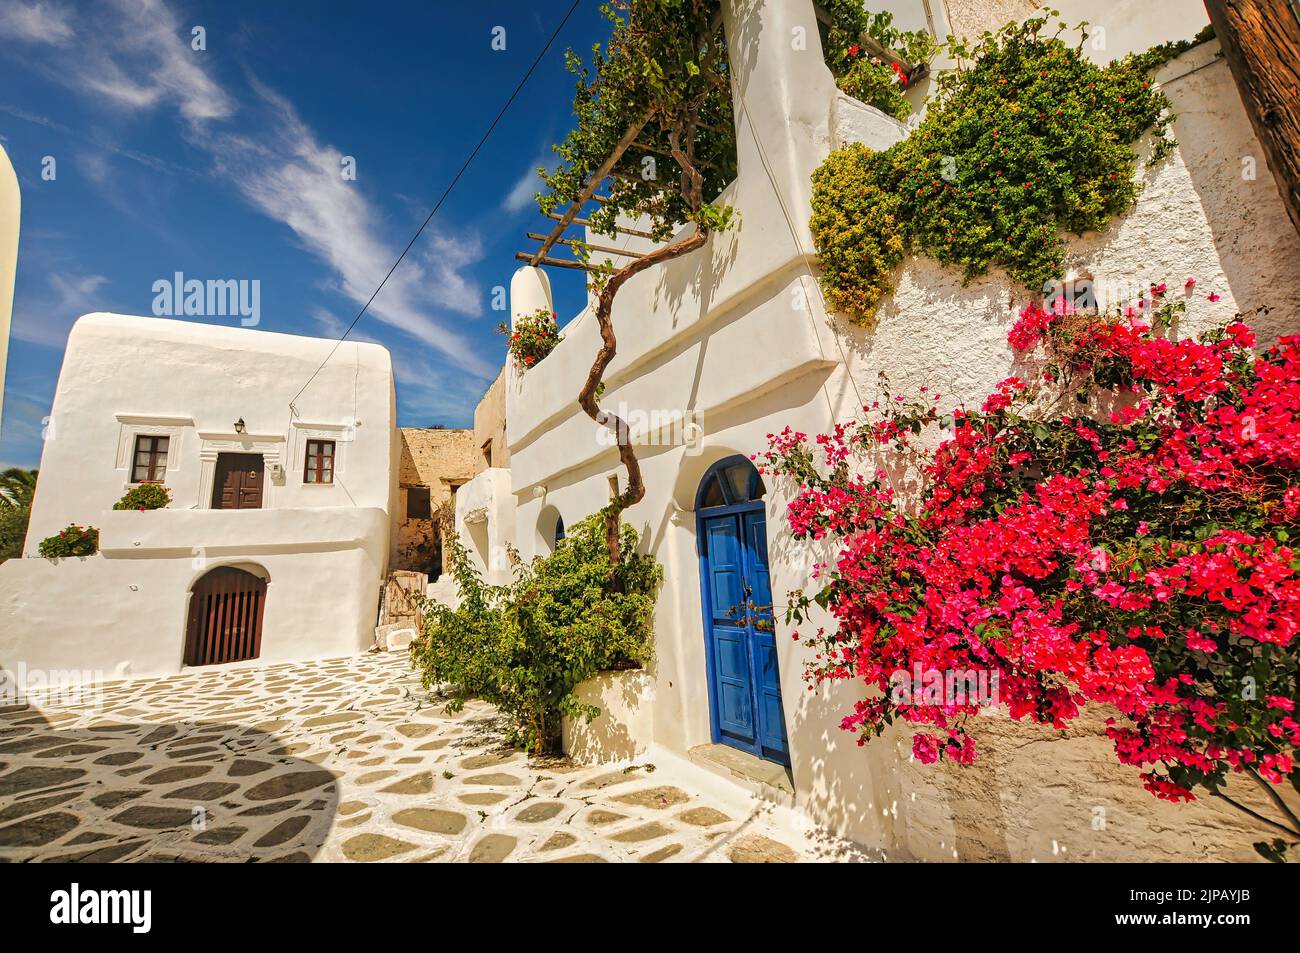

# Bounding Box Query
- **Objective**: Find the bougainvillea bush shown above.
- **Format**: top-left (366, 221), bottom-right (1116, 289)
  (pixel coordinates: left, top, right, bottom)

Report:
top-left (761, 290), bottom-right (1299, 857)
top-left (498, 308), bottom-right (562, 372)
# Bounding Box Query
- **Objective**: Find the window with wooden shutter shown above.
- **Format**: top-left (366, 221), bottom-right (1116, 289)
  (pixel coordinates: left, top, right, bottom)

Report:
top-left (131, 435), bottom-right (169, 483)
top-left (407, 485), bottom-right (431, 520)
top-left (304, 439), bottom-right (335, 484)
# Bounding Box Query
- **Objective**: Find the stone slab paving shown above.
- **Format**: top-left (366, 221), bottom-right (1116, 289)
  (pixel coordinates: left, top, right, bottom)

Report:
top-left (0, 653), bottom-right (867, 863)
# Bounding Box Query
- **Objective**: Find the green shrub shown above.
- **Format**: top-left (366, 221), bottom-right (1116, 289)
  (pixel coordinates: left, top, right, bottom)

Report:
top-left (0, 504), bottom-right (29, 564)
top-left (38, 524), bottom-right (99, 559)
top-left (410, 513), bottom-right (662, 753)
top-left (811, 15), bottom-right (1209, 325)
top-left (820, 3), bottom-right (938, 120)
top-left (811, 144), bottom-right (906, 321)
top-left (0, 468), bottom-right (35, 565)
top-left (113, 483), bottom-right (172, 511)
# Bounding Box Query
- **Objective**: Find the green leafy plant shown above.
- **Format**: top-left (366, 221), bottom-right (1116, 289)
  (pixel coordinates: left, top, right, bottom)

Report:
top-left (811, 13), bottom-right (1209, 325)
top-left (410, 512), bottom-right (662, 753)
top-left (113, 483), bottom-right (172, 511)
top-left (498, 308), bottom-right (563, 372)
top-left (537, 0), bottom-right (738, 564)
top-left (38, 524), bottom-right (99, 559)
top-left (0, 468), bottom-right (36, 564)
top-left (820, 3), bottom-right (938, 121)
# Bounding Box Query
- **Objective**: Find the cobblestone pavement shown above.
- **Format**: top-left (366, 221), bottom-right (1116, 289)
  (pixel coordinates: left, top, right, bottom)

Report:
top-left (0, 653), bottom-right (866, 863)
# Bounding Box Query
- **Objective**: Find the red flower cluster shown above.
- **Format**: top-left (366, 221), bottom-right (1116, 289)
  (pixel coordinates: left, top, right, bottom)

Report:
top-left (498, 309), bottom-right (562, 372)
top-left (762, 294), bottom-right (1299, 810)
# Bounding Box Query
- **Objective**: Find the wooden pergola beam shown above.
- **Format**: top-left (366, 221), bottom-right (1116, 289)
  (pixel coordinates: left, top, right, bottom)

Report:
top-left (525, 233), bottom-right (645, 259)
top-left (526, 15), bottom-right (724, 274)
top-left (546, 212), bottom-right (656, 239)
top-left (513, 252), bottom-right (601, 272)
top-left (1203, 0), bottom-right (1300, 238)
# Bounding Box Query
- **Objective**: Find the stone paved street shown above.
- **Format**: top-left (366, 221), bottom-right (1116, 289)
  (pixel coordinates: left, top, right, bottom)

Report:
top-left (0, 653), bottom-right (865, 863)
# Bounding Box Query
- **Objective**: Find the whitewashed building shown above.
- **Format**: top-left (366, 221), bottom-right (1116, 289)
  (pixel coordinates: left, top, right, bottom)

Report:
top-left (469, 0), bottom-right (1300, 861)
top-left (0, 312), bottom-right (397, 684)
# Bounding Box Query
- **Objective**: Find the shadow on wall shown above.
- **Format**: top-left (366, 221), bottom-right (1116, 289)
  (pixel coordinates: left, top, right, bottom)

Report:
top-left (1165, 55), bottom-right (1300, 342)
top-left (561, 669), bottom-right (653, 764)
top-left (0, 704), bottom-right (339, 862)
top-left (792, 671), bottom-right (1015, 863)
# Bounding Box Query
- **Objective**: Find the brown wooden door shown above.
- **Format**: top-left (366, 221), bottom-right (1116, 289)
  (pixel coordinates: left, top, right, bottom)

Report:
top-left (184, 567), bottom-right (267, 666)
top-left (212, 453), bottom-right (264, 509)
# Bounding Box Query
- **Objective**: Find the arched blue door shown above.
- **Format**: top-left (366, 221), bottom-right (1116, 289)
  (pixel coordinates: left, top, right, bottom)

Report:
top-left (696, 455), bottom-right (789, 765)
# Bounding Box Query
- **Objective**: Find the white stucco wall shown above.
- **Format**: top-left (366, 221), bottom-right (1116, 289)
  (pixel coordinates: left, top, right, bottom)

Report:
top-left (0, 312), bottom-right (398, 686)
top-left (452, 466), bottom-right (516, 587)
top-left (490, 0), bottom-right (1300, 860)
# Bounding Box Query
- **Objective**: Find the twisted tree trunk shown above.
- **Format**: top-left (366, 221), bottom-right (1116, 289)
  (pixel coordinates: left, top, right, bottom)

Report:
top-left (577, 123), bottom-right (709, 566)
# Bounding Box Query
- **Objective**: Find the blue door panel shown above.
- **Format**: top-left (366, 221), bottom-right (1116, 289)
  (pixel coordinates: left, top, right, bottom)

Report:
top-left (714, 628), bottom-right (749, 680)
top-left (716, 679), bottom-right (753, 740)
top-left (699, 502), bottom-right (789, 768)
top-left (706, 521), bottom-right (744, 623)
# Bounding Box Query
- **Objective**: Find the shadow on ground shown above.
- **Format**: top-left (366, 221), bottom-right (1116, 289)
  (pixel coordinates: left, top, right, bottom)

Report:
top-left (0, 704), bottom-right (339, 863)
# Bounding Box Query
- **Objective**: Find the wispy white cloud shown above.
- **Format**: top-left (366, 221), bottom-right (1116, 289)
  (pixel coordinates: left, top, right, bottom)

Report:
top-left (311, 306), bottom-right (486, 426)
top-left (3, 0), bottom-right (231, 125)
top-left (207, 81), bottom-right (491, 374)
top-left (8, 0), bottom-right (494, 381)
top-left (0, 388), bottom-right (55, 469)
top-left (502, 156), bottom-right (548, 214)
top-left (12, 271), bottom-right (110, 348)
top-left (0, 1), bottom-right (74, 45)
top-left (83, 0), bottom-right (233, 124)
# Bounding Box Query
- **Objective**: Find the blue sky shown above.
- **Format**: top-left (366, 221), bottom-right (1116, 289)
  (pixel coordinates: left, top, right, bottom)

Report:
top-left (0, 0), bottom-right (604, 468)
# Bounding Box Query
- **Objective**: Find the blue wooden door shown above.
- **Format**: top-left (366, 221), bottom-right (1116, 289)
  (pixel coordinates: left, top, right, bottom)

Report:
top-left (702, 514), bottom-right (755, 745)
top-left (699, 504), bottom-right (789, 765)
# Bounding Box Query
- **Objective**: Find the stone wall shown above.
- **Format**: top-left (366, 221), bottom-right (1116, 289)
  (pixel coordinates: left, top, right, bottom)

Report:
top-left (391, 428), bottom-right (476, 577)
top-left (944, 0), bottom-right (1042, 39)
top-left (473, 367), bottom-right (509, 471)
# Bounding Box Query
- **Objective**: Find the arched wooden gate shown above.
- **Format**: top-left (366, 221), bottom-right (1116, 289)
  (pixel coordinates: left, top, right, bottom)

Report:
top-left (184, 567), bottom-right (267, 666)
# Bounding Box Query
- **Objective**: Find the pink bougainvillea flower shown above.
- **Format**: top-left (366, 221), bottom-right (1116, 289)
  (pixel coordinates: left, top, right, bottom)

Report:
top-left (761, 293), bottom-right (1299, 813)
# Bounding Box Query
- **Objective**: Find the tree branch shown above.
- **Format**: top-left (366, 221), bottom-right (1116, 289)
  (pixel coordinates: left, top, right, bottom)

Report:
top-left (1211, 790), bottom-right (1300, 840)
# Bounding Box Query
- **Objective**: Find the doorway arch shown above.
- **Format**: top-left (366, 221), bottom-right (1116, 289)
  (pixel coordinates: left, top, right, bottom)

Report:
top-left (695, 455), bottom-right (789, 765)
top-left (184, 565), bottom-right (268, 666)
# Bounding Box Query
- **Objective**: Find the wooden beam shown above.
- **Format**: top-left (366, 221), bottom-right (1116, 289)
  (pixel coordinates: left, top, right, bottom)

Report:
top-left (529, 114), bottom-right (652, 266)
top-left (526, 233), bottom-right (646, 258)
top-left (1204, 0), bottom-right (1300, 237)
top-left (514, 252), bottom-right (602, 272)
top-left (546, 212), bottom-right (656, 239)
